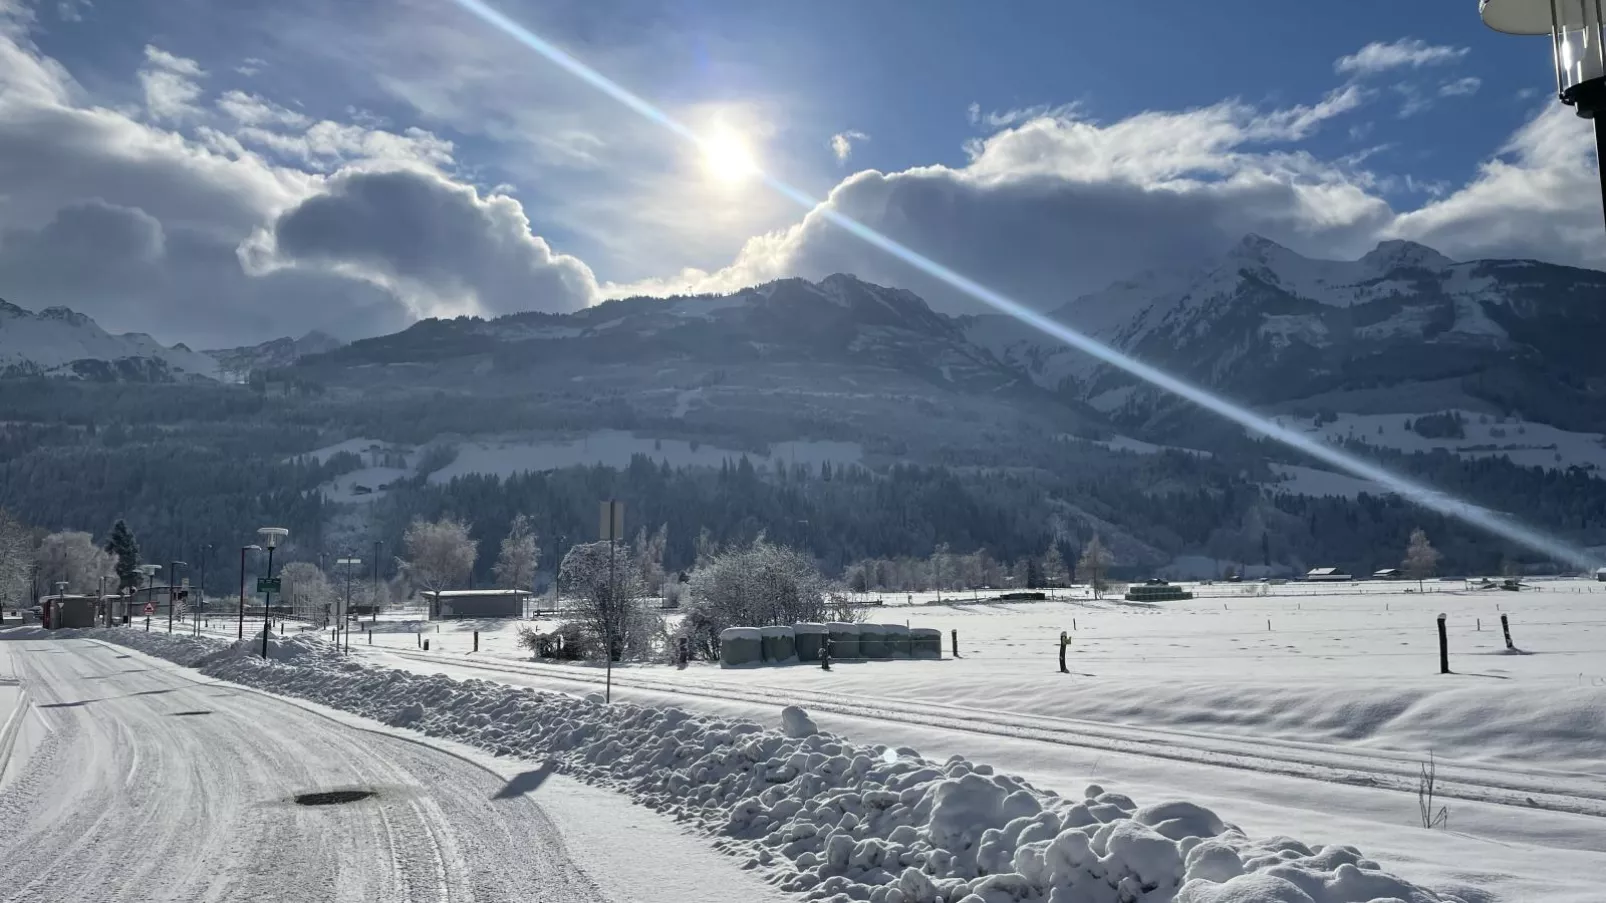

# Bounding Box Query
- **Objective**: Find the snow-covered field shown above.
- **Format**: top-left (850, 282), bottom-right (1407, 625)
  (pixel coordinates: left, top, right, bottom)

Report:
top-left (309, 579), bottom-right (1606, 901)
top-left (24, 624), bottom-right (1556, 903)
top-left (1268, 412), bottom-right (1606, 475)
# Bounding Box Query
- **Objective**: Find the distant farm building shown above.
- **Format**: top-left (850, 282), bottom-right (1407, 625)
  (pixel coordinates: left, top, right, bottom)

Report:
top-left (1372, 568), bottom-right (1402, 580)
top-left (423, 589), bottom-right (531, 620)
top-left (1596, 568), bottom-right (1606, 582)
top-left (1304, 567), bottom-right (1353, 582)
top-left (1125, 580), bottom-right (1193, 602)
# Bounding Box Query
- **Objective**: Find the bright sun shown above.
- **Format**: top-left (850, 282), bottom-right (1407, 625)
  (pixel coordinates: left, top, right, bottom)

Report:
top-left (700, 128), bottom-right (759, 185)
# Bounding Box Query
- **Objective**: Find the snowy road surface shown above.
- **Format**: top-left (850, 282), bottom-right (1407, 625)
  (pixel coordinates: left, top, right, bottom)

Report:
top-left (0, 634), bottom-right (787, 903)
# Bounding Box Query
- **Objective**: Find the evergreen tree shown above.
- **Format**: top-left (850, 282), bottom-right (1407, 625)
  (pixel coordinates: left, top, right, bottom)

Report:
top-left (105, 519), bottom-right (141, 593)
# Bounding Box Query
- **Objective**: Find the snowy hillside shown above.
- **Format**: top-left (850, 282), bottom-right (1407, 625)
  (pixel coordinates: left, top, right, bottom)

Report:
top-left (207, 331), bottom-right (343, 381)
top-left (0, 298), bottom-right (219, 381)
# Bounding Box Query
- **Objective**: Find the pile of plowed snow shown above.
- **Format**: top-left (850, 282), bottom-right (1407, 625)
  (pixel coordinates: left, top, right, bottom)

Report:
top-left (72, 628), bottom-right (1465, 903)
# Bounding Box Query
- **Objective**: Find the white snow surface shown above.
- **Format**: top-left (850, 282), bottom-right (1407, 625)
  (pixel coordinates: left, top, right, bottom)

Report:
top-left (59, 626), bottom-right (1484, 903)
top-left (0, 302), bottom-right (220, 378)
top-left (1267, 412), bottom-right (1606, 475)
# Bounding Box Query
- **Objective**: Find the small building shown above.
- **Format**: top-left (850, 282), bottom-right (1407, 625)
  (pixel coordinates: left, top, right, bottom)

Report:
top-left (1125, 581), bottom-right (1193, 602)
top-left (1596, 567), bottom-right (1606, 583)
top-left (1372, 568), bottom-right (1402, 580)
top-left (422, 589), bottom-right (531, 620)
top-left (1305, 567), bottom-right (1353, 582)
top-left (41, 594), bottom-right (99, 629)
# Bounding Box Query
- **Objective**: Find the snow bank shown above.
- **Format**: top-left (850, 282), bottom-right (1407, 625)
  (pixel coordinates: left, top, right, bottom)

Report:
top-left (68, 628), bottom-right (1469, 903)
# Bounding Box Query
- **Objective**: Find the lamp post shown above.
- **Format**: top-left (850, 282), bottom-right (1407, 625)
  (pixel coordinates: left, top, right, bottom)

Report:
top-left (167, 561), bottom-right (187, 634)
top-left (238, 545), bottom-right (261, 640)
top-left (336, 556), bottom-right (362, 653)
top-left (371, 540), bottom-right (383, 625)
top-left (1482, 0), bottom-right (1606, 231)
top-left (193, 544), bottom-right (211, 637)
top-left (257, 528), bottom-right (289, 658)
top-left (98, 574), bottom-right (107, 627)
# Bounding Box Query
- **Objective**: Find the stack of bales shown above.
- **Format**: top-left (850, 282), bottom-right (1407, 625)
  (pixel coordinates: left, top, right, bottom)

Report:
top-left (793, 623), bottom-right (828, 662)
top-left (718, 627), bottom-right (763, 668)
top-left (760, 625), bottom-right (797, 663)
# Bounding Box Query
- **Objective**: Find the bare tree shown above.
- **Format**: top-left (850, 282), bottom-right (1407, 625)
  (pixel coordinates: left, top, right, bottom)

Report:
top-left (1077, 535), bottom-right (1114, 599)
top-left (493, 514), bottom-right (539, 591)
top-left (1040, 543), bottom-right (1070, 588)
top-left (35, 531), bottom-right (116, 595)
top-left (559, 541), bottom-right (651, 661)
top-left (1403, 528), bottom-right (1441, 592)
top-left (681, 537), bottom-right (837, 661)
top-left (279, 562), bottom-right (335, 624)
top-left (634, 523), bottom-right (669, 594)
top-left (399, 516), bottom-right (477, 593)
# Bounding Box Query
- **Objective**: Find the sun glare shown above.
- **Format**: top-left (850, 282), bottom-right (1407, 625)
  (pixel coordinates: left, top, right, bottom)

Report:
top-left (700, 128), bottom-right (759, 184)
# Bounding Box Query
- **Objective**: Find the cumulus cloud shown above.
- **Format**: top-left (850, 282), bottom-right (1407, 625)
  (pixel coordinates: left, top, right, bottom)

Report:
top-left (260, 168), bottom-right (598, 317)
top-left (830, 130), bottom-right (868, 163)
top-left (0, 16), bottom-right (593, 346)
top-left (1335, 38), bottom-right (1468, 76)
top-left (139, 45), bottom-right (206, 121)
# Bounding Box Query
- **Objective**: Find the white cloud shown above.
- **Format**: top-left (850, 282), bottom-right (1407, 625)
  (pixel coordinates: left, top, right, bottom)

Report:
top-left (830, 130), bottom-right (868, 163)
top-left (1439, 76), bottom-right (1482, 98)
top-left (139, 45), bottom-right (205, 121)
top-left (235, 57), bottom-right (266, 77)
top-left (1335, 38), bottom-right (1468, 76)
top-left (0, 16), bottom-right (595, 345)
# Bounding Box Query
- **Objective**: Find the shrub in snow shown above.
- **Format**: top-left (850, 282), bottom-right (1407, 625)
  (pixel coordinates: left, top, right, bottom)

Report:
top-left (72, 627), bottom-right (1469, 903)
top-left (558, 541), bottom-right (656, 661)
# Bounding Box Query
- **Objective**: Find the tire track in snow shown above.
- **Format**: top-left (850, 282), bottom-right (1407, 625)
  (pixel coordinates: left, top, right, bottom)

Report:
top-left (374, 647), bottom-right (1606, 820)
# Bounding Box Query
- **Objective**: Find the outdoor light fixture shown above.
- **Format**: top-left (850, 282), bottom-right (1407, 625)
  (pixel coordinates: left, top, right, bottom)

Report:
top-left (256, 527), bottom-right (289, 658)
top-left (1482, 0), bottom-right (1606, 230)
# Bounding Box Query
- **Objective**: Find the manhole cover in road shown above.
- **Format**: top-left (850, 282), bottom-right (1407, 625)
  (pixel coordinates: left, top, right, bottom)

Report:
top-left (293, 790), bottom-right (377, 806)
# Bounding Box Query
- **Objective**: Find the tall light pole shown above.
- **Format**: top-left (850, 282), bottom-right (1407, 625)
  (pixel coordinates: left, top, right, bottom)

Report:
top-left (167, 560), bottom-right (187, 634)
top-left (336, 555), bottom-right (362, 653)
top-left (1482, 0), bottom-right (1606, 231)
top-left (257, 528), bottom-right (289, 658)
top-left (194, 544), bottom-right (211, 637)
top-left (371, 540), bottom-right (384, 624)
top-left (238, 544), bottom-right (261, 640)
top-left (599, 500), bottom-right (623, 704)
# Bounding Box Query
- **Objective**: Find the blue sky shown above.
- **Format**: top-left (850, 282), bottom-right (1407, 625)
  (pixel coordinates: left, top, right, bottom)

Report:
top-left (0, 0), bottom-right (1599, 345)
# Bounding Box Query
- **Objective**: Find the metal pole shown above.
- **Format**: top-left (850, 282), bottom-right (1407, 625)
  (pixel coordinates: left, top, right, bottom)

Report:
top-left (238, 547), bottom-right (247, 640)
top-left (168, 561), bottom-right (176, 633)
top-left (261, 546), bottom-right (275, 659)
top-left (1595, 116), bottom-right (1606, 235)
top-left (197, 547), bottom-right (207, 637)
top-left (344, 561), bottom-right (353, 653)
top-left (606, 535), bottom-right (615, 704)
top-left (372, 540), bottom-right (382, 624)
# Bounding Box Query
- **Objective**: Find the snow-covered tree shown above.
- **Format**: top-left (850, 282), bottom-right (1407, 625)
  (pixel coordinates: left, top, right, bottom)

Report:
top-left (681, 538), bottom-right (838, 660)
top-left (279, 562), bottom-right (335, 623)
top-left (104, 519), bottom-right (141, 592)
top-left (559, 540), bottom-right (652, 661)
top-left (35, 531), bottom-right (115, 595)
top-left (399, 516), bottom-right (477, 593)
top-left (1040, 543), bottom-right (1070, 588)
top-left (1077, 535), bottom-right (1114, 599)
top-left (634, 523), bottom-right (669, 594)
top-left (493, 514), bottom-right (539, 591)
top-left (1403, 528), bottom-right (1441, 592)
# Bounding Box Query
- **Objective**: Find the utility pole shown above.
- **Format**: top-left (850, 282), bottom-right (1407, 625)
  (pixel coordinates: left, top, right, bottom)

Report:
top-left (371, 540), bottom-right (383, 624)
top-left (600, 500), bottom-right (623, 704)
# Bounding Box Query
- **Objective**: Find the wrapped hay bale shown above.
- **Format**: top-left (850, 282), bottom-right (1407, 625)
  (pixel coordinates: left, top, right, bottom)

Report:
top-left (825, 621), bottom-right (860, 659)
top-left (793, 623), bottom-right (828, 662)
top-left (911, 627), bottom-right (943, 659)
top-left (859, 622), bottom-right (890, 659)
top-left (882, 623), bottom-right (912, 658)
top-left (719, 627), bottom-right (763, 668)
top-left (760, 625), bottom-right (797, 663)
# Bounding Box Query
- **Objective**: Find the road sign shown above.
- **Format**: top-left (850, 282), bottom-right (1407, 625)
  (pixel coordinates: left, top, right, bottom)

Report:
top-left (143, 602), bottom-right (154, 615)
top-left (256, 577), bottom-right (281, 593)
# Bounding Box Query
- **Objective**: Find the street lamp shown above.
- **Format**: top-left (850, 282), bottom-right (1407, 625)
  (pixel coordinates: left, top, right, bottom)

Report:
top-left (371, 540), bottom-right (384, 625)
top-left (167, 560), bottom-right (187, 634)
top-left (336, 556), bottom-right (362, 653)
top-left (1482, 0), bottom-right (1606, 230)
top-left (257, 527), bottom-right (289, 659)
top-left (238, 544), bottom-right (261, 640)
top-left (193, 543), bottom-right (212, 637)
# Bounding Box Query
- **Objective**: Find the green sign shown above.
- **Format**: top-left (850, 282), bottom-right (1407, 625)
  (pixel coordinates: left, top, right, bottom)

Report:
top-left (256, 577), bottom-right (281, 593)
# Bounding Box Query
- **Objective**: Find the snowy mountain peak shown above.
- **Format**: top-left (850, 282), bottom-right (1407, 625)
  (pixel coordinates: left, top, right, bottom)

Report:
top-left (0, 300), bottom-right (219, 381)
top-left (1359, 239), bottom-right (1455, 273)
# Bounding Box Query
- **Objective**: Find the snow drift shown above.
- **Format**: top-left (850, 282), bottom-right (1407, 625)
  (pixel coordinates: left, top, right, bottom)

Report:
top-left (67, 628), bottom-right (1468, 903)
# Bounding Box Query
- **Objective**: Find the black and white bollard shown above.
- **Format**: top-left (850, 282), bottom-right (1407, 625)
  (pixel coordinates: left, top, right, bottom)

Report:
top-left (1501, 614), bottom-right (1514, 651)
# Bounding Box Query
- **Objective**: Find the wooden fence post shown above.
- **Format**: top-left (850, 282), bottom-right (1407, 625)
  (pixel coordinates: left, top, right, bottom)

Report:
top-left (1437, 614), bottom-right (1449, 674)
top-left (950, 629), bottom-right (959, 659)
top-left (473, 630), bottom-right (480, 653)
top-left (1059, 631), bottom-right (1069, 674)
top-left (1500, 614), bottom-right (1514, 650)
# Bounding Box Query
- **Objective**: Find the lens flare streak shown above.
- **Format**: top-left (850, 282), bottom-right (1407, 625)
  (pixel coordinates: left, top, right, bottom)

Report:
top-left (446, 0), bottom-right (1600, 570)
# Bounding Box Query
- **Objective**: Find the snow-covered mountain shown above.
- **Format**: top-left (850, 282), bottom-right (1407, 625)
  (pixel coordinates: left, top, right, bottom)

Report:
top-left (0, 299), bottom-right (219, 382)
top-left (207, 331), bottom-right (344, 381)
top-left (968, 236), bottom-right (1606, 432)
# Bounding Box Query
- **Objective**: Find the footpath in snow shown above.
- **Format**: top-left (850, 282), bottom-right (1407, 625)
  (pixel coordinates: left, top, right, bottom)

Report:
top-left (63, 625), bottom-right (1489, 903)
